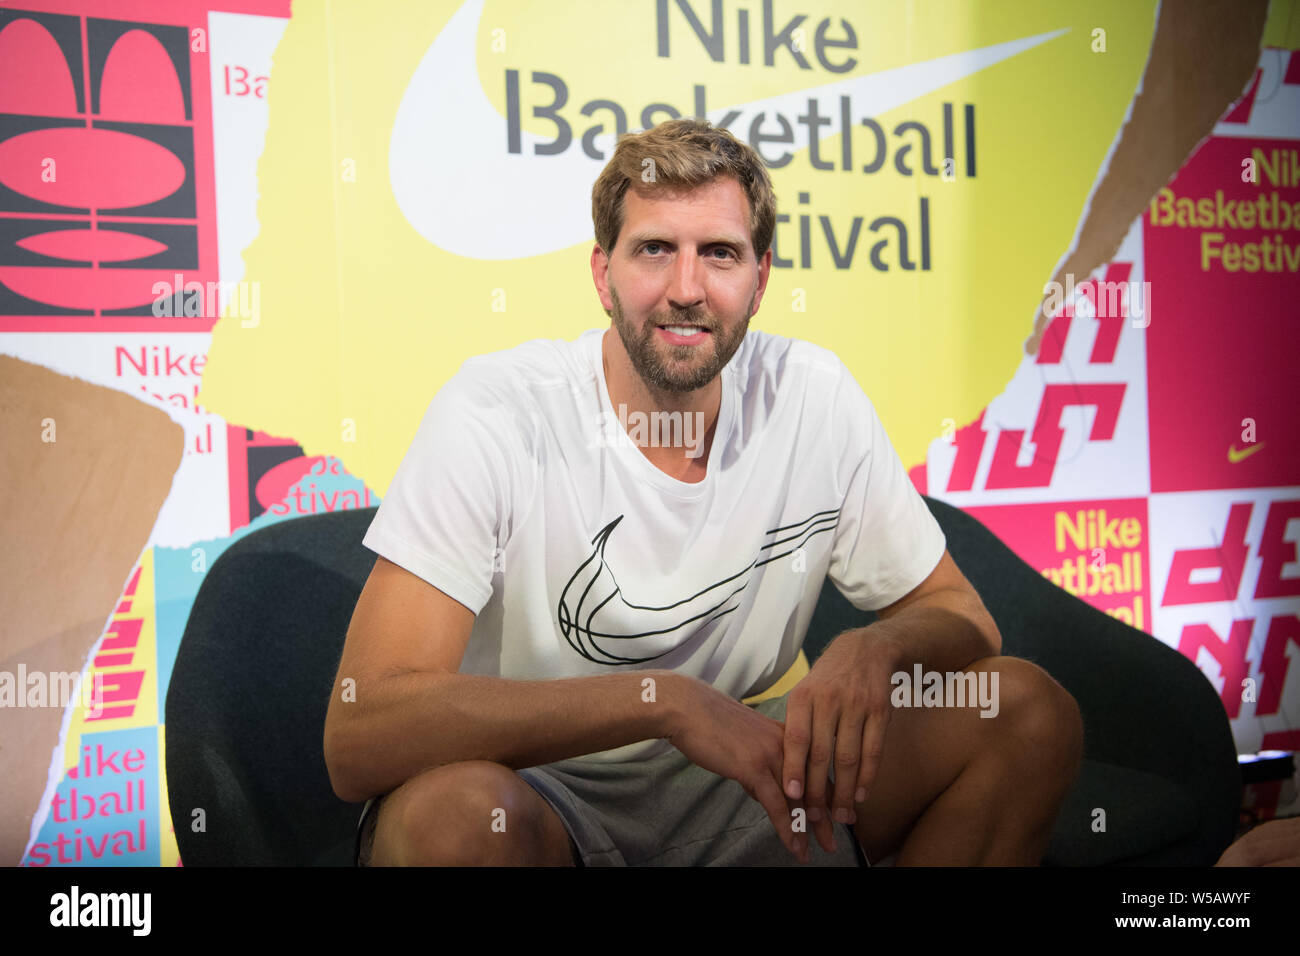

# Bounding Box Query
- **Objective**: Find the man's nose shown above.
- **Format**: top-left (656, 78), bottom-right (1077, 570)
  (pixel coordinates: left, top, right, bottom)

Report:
top-left (666, 251), bottom-right (705, 311)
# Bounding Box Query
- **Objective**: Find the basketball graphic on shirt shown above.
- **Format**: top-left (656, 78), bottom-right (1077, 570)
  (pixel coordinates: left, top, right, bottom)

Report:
top-left (557, 509), bottom-right (841, 665)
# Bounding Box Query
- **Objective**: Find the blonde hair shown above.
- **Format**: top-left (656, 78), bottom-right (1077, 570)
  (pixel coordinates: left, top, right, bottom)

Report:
top-left (591, 118), bottom-right (776, 261)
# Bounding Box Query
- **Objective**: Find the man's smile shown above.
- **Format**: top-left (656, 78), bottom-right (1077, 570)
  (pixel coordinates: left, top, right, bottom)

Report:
top-left (657, 325), bottom-right (713, 346)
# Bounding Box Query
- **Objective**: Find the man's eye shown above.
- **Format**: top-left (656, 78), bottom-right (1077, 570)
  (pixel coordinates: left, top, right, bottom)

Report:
top-left (711, 247), bottom-right (735, 259)
top-left (642, 242), bottom-right (664, 255)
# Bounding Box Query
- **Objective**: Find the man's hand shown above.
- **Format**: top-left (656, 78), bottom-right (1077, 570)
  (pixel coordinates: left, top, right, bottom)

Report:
top-left (782, 628), bottom-right (904, 855)
top-left (665, 675), bottom-right (825, 862)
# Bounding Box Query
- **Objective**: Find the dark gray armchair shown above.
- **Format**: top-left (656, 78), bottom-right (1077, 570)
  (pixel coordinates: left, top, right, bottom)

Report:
top-left (166, 499), bottom-right (1240, 865)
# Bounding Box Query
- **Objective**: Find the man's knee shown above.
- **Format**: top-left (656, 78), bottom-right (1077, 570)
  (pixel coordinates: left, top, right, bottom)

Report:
top-left (372, 760), bottom-right (561, 865)
top-left (973, 656), bottom-right (1084, 780)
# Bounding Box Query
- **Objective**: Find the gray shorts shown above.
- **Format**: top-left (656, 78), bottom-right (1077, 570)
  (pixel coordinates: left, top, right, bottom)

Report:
top-left (355, 690), bottom-right (873, 867)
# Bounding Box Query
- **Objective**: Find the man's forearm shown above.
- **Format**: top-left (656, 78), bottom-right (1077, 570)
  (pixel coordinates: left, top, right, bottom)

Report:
top-left (325, 669), bottom-right (691, 803)
top-left (838, 588), bottom-right (1001, 674)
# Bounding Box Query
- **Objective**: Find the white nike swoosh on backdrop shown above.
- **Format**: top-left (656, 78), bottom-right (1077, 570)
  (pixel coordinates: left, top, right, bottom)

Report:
top-left (390, 0), bottom-right (1067, 259)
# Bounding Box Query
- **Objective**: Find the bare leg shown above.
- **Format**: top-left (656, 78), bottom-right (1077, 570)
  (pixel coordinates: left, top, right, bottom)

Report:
top-left (851, 656), bottom-right (1084, 866)
top-left (366, 760), bottom-right (577, 866)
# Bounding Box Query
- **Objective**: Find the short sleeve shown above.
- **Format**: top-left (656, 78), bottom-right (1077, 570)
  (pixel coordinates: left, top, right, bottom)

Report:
top-left (826, 361), bottom-right (946, 611)
top-left (362, 370), bottom-right (522, 615)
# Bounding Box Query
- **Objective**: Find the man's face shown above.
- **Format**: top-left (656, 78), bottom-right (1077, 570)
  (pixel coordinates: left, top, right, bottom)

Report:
top-left (595, 176), bottom-right (771, 394)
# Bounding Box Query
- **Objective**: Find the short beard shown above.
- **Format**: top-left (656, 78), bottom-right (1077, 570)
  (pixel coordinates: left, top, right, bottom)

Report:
top-left (609, 284), bottom-right (752, 394)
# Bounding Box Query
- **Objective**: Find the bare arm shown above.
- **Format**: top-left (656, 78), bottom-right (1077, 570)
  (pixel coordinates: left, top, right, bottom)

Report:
top-left (322, 556), bottom-right (689, 803)
top-left (855, 550), bottom-right (1002, 671)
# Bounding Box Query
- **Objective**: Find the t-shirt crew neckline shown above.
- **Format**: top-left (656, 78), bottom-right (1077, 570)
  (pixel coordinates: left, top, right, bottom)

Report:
top-left (589, 328), bottom-right (735, 499)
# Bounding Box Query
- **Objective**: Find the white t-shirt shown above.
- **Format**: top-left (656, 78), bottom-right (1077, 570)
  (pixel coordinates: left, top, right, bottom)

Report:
top-left (362, 327), bottom-right (946, 765)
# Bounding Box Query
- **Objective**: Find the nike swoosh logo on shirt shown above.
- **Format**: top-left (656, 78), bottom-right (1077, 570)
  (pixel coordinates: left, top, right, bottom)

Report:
top-left (556, 508), bottom-right (840, 665)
